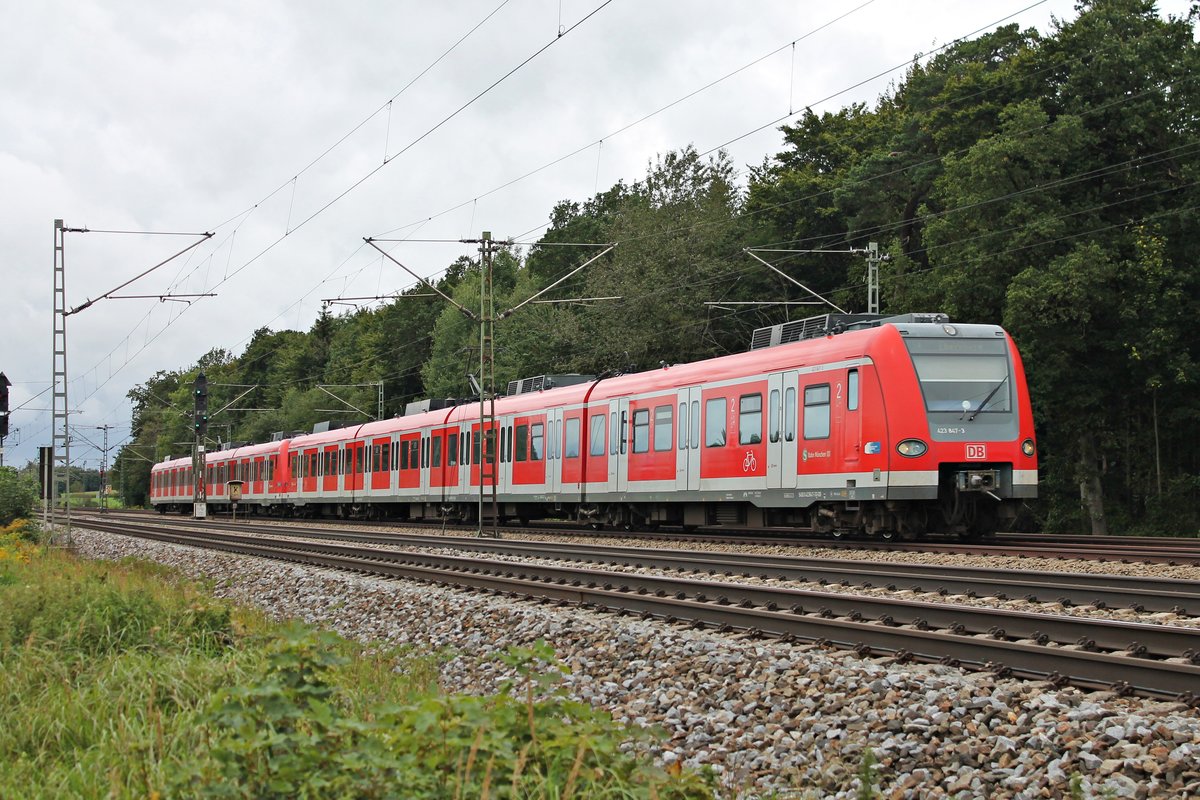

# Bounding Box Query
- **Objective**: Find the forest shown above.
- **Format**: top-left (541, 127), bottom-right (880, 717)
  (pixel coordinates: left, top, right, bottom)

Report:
top-left (113, 1), bottom-right (1200, 535)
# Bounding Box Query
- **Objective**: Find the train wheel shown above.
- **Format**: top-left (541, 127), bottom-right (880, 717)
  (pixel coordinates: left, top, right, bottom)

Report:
top-left (588, 522), bottom-right (604, 531)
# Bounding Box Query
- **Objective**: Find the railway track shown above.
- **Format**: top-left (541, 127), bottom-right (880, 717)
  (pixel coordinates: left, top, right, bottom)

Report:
top-left (74, 514), bottom-right (1200, 701)
top-left (91, 513), bottom-right (1200, 615)
top-left (115, 508), bottom-right (1200, 564)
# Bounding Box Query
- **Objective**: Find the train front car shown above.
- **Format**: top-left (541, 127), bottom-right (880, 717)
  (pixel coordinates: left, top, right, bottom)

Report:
top-left (874, 320), bottom-right (1038, 539)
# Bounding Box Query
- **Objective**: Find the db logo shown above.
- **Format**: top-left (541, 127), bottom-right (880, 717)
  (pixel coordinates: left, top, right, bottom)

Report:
top-left (965, 443), bottom-right (987, 460)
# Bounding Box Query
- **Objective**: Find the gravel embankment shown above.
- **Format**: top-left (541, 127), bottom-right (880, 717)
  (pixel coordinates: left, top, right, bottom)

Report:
top-left (74, 527), bottom-right (1200, 799)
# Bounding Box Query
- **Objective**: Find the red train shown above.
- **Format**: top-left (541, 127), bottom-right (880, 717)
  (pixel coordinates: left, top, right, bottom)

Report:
top-left (150, 313), bottom-right (1038, 539)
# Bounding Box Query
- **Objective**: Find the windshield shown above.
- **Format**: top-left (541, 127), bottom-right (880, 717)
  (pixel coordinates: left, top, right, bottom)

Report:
top-left (906, 337), bottom-right (1011, 414)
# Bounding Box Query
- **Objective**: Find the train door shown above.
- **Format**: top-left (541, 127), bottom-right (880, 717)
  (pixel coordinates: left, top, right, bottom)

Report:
top-left (546, 408), bottom-right (563, 495)
top-left (675, 387), bottom-right (701, 491)
top-left (614, 398), bottom-right (630, 493)
top-left (768, 371), bottom-right (800, 489)
top-left (840, 368), bottom-right (861, 468)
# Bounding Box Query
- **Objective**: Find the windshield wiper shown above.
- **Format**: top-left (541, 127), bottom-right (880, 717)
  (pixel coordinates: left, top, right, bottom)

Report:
top-left (965, 375), bottom-right (1009, 421)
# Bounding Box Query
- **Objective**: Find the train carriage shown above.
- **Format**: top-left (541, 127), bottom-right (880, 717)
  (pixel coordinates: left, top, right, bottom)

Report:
top-left (152, 313), bottom-right (1037, 539)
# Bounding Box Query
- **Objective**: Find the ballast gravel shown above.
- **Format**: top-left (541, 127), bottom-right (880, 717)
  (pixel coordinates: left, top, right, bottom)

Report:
top-left (73, 527), bottom-right (1200, 799)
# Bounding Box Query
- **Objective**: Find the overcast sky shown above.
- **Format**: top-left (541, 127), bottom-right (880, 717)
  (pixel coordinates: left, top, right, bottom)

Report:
top-left (2, 0), bottom-right (1192, 471)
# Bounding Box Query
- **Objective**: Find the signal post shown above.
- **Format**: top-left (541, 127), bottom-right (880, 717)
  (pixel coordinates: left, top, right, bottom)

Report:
top-left (193, 372), bottom-right (208, 519)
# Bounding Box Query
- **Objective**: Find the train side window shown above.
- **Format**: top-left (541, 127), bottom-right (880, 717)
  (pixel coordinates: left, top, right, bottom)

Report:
top-left (531, 423), bottom-right (544, 461)
top-left (432, 436), bottom-right (442, 468)
top-left (464, 430), bottom-right (471, 466)
top-left (784, 388), bottom-right (797, 442)
top-left (516, 424), bottom-right (528, 462)
top-left (678, 403), bottom-right (687, 450)
top-left (500, 426), bottom-right (507, 464)
top-left (769, 389), bottom-right (781, 443)
top-left (448, 433), bottom-right (458, 467)
top-left (739, 394), bottom-right (763, 445)
top-left (620, 410), bottom-right (628, 455)
top-left (422, 438), bottom-right (429, 469)
top-left (485, 429), bottom-right (496, 465)
top-left (609, 411), bottom-right (617, 455)
top-left (590, 414), bottom-right (606, 457)
top-left (361, 446), bottom-right (369, 474)
top-left (705, 398), bottom-right (727, 447)
top-left (690, 400), bottom-right (699, 449)
top-left (372, 445), bottom-right (381, 473)
top-left (848, 369), bottom-right (859, 411)
top-left (632, 409), bottom-right (649, 453)
top-left (382, 442), bottom-right (391, 471)
top-left (654, 405), bottom-right (672, 452)
top-left (565, 417), bottom-right (581, 458)
top-left (555, 420), bottom-right (562, 459)
top-left (400, 440), bottom-right (410, 470)
top-left (473, 430), bottom-right (481, 465)
top-left (804, 384), bottom-right (831, 439)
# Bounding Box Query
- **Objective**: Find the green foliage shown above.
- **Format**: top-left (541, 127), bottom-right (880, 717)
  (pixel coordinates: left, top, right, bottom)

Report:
top-left (855, 749), bottom-right (880, 800)
top-left (0, 467), bottom-right (38, 526)
top-left (0, 549), bottom-right (715, 799)
top-left (175, 631), bottom-right (716, 799)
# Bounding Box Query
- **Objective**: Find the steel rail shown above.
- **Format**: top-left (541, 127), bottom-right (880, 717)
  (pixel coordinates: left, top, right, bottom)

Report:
top-left (78, 518), bottom-right (1200, 700)
top-left (127, 507), bottom-right (1200, 564)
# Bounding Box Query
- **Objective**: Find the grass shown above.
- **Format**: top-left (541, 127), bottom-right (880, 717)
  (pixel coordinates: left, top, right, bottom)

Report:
top-left (0, 538), bottom-right (717, 799)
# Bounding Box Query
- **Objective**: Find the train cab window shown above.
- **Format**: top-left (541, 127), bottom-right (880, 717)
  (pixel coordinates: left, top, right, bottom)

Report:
top-left (678, 403), bottom-right (687, 450)
top-left (632, 410), bottom-right (649, 453)
top-left (531, 423), bottom-right (544, 461)
top-left (448, 433), bottom-right (458, 467)
top-left (690, 400), bottom-right (700, 449)
top-left (739, 394), bottom-right (763, 445)
top-left (565, 418), bottom-right (581, 458)
top-left (847, 369), bottom-right (859, 411)
top-left (804, 385), bottom-right (831, 439)
top-left (769, 389), bottom-right (781, 443)
top-left (784, 388), bottom-right (797, 442)
top-left (432, 436), bottom-right (442, 468)
top-left (609, 412), bottom-right (618, 455)
top-left (705, 398), bottom-right (727, 447)
top-left (654, 405), bottom-right (672, 452)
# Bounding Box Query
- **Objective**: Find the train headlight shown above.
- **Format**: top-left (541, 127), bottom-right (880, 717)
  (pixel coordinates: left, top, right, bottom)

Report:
top-left (1022, 438), bottom-right (1036, 457)
top-left (896, 439), bottom-right (928, 458)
